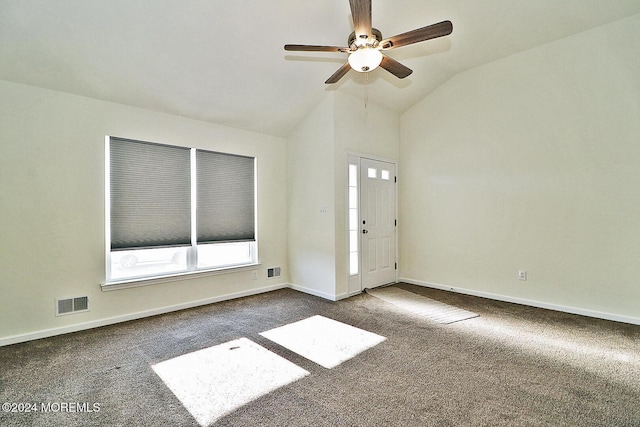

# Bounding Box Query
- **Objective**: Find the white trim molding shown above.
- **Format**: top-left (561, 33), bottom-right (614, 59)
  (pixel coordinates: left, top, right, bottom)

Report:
top-left (288, 283), bottom-right (341, 301)
top-left (400, 277), bottom-right (640, 326)
top-left (0, 283), bottom-right (288, 347)
top-left (102, 263), bottom-right (262, 291)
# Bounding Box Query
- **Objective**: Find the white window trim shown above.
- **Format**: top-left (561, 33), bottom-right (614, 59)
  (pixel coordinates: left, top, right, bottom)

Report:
top-left (104, 136), bottom-right (259, 288)
top-left (101, 262), bottom-right (262, 292)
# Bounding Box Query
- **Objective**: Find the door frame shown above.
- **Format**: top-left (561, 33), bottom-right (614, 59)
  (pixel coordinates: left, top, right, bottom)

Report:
top-left (346, 153), bottom-right (398, 295)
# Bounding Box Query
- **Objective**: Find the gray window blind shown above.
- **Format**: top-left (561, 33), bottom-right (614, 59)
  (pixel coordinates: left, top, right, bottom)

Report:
top-left (110, 138), bottom-right (191, 250)
top-left (196, 150), bottom-right (255, 243)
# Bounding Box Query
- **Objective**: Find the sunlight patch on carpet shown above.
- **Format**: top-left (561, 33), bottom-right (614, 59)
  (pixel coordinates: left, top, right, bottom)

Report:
top-left (260, 315), bottom-right (386, 369)
top-left (152, 337), bottom-right (309, 426)
top-left (366, 286), bottom-right (479, 324)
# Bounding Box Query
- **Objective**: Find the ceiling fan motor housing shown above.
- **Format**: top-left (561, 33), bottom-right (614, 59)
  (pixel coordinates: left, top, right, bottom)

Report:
top-left (348, 28), bottom-right (383, 48)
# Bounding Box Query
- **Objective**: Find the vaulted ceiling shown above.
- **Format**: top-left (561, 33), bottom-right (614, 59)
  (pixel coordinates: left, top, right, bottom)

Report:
top-left (1, 0), bottom-right (639, 137)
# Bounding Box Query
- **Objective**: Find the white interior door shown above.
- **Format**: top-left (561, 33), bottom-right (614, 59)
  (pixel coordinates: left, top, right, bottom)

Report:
top-left (360, 158), bottom-right (396, 289)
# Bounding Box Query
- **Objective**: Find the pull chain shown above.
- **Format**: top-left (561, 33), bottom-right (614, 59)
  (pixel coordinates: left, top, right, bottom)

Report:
top-left (364, 72), bottom-right (369, 110)
top-left (364, 72), bottom-right (369, 128)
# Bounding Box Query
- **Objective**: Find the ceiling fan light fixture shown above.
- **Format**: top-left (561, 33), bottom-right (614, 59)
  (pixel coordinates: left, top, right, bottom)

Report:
top-left (348, 48), bottom-right (383, 72)
top-left (284, 0), bottom-right (453, 84)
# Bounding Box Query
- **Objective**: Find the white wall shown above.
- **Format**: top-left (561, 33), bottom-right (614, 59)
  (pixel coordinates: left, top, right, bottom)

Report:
top-left (0, 80), bottom-right (289, 345)
top-left (287, 95), bottom-right (337, 299)
top-left (7, 13), bottom-right (635, 346)
top-left (333, 92), bottom-right (400, 297)
top-left (286, 92), bottom-right (400, 299)
top-left (399, 15), bottom-right (640, 322)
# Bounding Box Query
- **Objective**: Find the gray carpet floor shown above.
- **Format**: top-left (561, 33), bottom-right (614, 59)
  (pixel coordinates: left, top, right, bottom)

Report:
top-left (1, 282), bottom-right (639, 426)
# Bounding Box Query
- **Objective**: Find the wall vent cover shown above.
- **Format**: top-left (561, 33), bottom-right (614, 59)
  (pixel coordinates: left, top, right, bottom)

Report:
top-left (267, 267), bottom-right (281, 278)
top-left (56, 296), bottom-right (89, 316)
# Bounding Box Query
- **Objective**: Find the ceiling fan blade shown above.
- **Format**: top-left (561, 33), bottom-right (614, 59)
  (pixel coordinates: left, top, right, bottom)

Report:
top-left (285, 44), bottom-right (350, 53)
top-left (325, 62), bottom-right (352, 84)
top-left (379, 54), bottom-right (413, 79)
top-left (380, 20), bottom-right (453, 50)
top-left (349, 0), bottom-right (372, 39)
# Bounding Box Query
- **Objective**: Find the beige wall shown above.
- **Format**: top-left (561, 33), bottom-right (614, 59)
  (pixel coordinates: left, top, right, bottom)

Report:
top-left (0, 80), bottom-right (289, 344)
top-left (287, 92), bottom-right (400, 299)
top-left (333, 92), bottom-right (400, 297)
top-left (287, 95), bottom-right (337, 299)
top-left (4, 14), bottom-right (638, 345)
top-left (399, 15), bottom-right (640, 322)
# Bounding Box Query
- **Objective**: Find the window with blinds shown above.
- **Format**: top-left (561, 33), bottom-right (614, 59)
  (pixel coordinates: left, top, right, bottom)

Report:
top-left (106, 136), bottom-right (256, 283)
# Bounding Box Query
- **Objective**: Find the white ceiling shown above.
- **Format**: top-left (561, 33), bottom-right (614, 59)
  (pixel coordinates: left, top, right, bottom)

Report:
top-left (1, 0), bottom-right (639, 137)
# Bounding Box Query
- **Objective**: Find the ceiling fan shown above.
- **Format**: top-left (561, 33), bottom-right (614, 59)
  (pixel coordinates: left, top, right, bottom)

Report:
top-left (284, 0), bottom-right (453, 84)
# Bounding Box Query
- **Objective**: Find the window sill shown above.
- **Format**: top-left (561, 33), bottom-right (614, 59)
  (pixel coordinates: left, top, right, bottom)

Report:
top-left (101, 263), bottom-right (261, 292)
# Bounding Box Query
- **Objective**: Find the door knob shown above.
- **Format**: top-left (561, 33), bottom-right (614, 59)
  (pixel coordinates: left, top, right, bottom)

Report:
top-left (362, 229), bottom-right (368, 234)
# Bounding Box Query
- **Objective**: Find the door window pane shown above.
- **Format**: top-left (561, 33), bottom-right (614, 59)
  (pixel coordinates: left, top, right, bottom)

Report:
top-left (349, 162), bottom-right (360, 276)
top-left (350, 252), bottom-right (359, 276)
top-left (349, 164), bottom-right (357, 187)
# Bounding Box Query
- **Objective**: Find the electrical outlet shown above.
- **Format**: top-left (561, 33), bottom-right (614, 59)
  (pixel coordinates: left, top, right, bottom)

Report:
top-left (252, 271), bottom-right (258, 280)
top-left (518, 270), bottom-right (527, 281)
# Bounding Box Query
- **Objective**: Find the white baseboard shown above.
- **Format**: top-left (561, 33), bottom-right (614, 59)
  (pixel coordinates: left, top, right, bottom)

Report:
top-left (343, 290), bottom-right (364, 300)
top-left (0, 283), bottom-right (289, 347)
top-left (288, 283), bottom-right (340, 301)
top-left (400, 277), bottom-right (640, 326)
top-left (334, 292), bottom-right (353, 301)
top-left (12, 277), bottom-right (632, 347)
